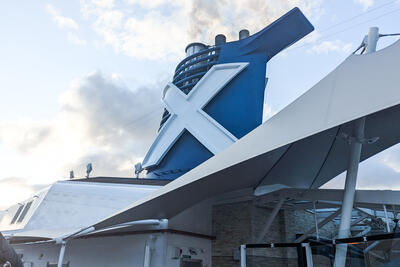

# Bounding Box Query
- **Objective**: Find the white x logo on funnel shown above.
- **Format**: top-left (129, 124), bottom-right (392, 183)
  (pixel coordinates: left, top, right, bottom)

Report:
top-left (142, 62), bottom-right (248, 168)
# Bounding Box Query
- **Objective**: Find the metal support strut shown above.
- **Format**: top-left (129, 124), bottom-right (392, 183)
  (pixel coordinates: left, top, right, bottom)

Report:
top-left (57, 241), bottom-right (67, 267)
top-left (256, 198), bottom-right (285, 243)
top-left (240, 244), bottom-right (246, 267)
top-left (334, 27), bottom-right (379, 267)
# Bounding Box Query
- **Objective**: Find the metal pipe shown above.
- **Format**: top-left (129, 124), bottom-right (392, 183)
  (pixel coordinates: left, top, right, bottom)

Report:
top-left (256, 198), bottom-right (285, 243)
top-left (303, 243), bottom-right (314, 267)
top-left (295, 208), bottom-right (341, 243)
top-left (240, 245), bottom-right (246, 267)
top-left (366, 27), bottom-right (379, 54)
top-left (334, 117), bottom-right (365, 267)
top-left (57, 241), bottom-right (66, 267)
top-left (239, 29), bottom-right (250, 40)
top-left (215, 34), bottom-right (226, 45)
top-left (334, 26), bottom-right (379, 267)
top-left (313, 201), bottom-right (320, 240)
top-left (383, 204), bottom-right (391, 232)
top-left (364, 240), bottom-right (380, 253)
top-left (143, 243), bottom-right (151, 267)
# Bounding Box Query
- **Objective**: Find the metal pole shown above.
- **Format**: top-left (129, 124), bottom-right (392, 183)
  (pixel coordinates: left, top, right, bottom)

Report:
top-left (334, 118), bottom-right (365, 267)
top-left (303, 243), bottom-right (314, 267)
top-left (256, 198), bottom-right (285, 243)
top-left (313, 201), bottom-right (320, 240)
top-left (334, 26), bottom-right (379, 267)
top-left (383, 204), bottom-right (391, 232)
top-left (57, 241), bottom-right (66, 267)
top-left (143, 243), bottom-right (151, 267)
top-left (240, 244), bottom-right (246, 267)
top-left (366, 27), bottom-right (379, 54)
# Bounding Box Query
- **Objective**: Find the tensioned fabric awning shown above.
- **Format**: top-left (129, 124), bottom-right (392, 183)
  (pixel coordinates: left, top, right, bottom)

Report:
top-left (92, 39), bottom-right (400, 230)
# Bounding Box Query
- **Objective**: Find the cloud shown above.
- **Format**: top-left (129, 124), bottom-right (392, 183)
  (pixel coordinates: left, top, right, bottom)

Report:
top-left (80, 0), bottom-right (324, 60)
top-left (322, 143), bottom-right (400, 190)
top-left (187, 0), bottom-right (324, 43)
top-left (0, 72), bottom-right (164, 188)
top-left (380, 145), bottom-right (400, 173)
top-left (67, 33), bottom-right (88, 46)
top-left (0, 122), bottom-right (52, 153)
top-left (46, 4), bottom-right (79, 30)
top-left (46, 4), bottom-right (87, 47)
top-left (308, 40), bottom-right (353, 54)
top-left (0, 178), bottom-right (48, 210)
top-left (354, 0), bottom-right (374, 10)
top-left (92, 0), bottom-right (115, 9)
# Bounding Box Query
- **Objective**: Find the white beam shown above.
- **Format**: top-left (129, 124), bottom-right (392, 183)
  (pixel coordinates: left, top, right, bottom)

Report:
top-left (295, 209), bottom-right (341, 243)
top-left (57, 241), bottom-right (67, 267)
top-left (240, 245), bottom-right (246, 267)
top-left (256, 198), bottom-right (285, 243)
top-left (303, 243), bottom-right (314, 267)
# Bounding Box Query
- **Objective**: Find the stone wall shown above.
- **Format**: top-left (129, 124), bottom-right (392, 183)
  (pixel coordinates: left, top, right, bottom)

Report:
top-left (211, 200), bottom-right (336, 266)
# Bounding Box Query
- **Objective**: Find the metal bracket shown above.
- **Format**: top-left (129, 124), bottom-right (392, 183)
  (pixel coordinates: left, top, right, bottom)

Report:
top-left (337, 132), bottom-right (379, 145)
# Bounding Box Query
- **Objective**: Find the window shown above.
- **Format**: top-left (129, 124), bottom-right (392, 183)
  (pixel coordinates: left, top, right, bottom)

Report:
top-left (17, 201), bottom-right (33, 223)
top-left (10, 205), bottom-right (24, 224)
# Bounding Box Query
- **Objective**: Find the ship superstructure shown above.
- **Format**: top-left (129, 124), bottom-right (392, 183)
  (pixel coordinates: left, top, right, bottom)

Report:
top-left (2, 6), bottom-right (400, 267)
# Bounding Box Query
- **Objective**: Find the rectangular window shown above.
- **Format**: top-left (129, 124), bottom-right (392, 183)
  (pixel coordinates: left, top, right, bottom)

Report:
top-left (17, 201), bottom-right (33, 223)
top-left (10, 205), bottom-right (24, 224)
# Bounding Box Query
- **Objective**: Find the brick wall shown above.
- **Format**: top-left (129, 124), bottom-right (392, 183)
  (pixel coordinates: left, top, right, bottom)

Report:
top-left (211, 200), bottom-right (336, 266)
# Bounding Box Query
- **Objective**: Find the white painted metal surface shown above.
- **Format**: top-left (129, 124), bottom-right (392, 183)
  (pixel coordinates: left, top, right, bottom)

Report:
top-left (57, 241), bottom-right (66, 267)
top-left (142, 62), bottom-right (248, 168)
top-left (92, 38), bottom-right (400, 230)
top-left (240, 244), bottom-right (246, 267)
top-left (303, 243), bottom-right (314, 267)
top-left (13, 232), bottom-right (211, 267)
top-left (0, 181), bottom-right (161, 239)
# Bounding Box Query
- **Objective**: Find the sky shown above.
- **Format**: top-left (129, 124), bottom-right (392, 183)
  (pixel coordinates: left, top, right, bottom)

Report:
top-left (1, 0), bottom-right (400, 209)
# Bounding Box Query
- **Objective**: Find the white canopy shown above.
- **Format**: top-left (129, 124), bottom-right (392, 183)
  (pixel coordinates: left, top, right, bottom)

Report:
top-left (90, 39), bottom-right (400, 230)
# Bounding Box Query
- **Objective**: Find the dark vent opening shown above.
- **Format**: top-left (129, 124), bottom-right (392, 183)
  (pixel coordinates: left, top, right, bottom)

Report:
top-left (10, 205), bottom-right (24, 224)
top-left (17, 201), bottom-right (33, 223)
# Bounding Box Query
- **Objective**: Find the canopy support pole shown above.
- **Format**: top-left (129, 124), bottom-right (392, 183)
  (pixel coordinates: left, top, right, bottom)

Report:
top-left (303, 243), bottom-right (314, 267)
top-left (334, 117), bottom-right (365, 267)
top-left (240, 244), bottom-right (246, 267)
top-left (334, 26), bottom-right (379, 267)
top-left (57, 241), bottom-right (67, 267)
top-left (383, 204), bottom-right (391, 232)
top-left (143, 243), bottom-right (151, 267)
top-left (313, 201), bottom-right (320, 240)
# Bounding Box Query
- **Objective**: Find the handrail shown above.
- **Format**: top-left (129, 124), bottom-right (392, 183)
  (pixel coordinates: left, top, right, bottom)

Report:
top-left (174, 46), bottom-right (220, 72)
top-left (174, 54), bottom-right (219, 77)
top-left (243, 232), bottom-right (400, 248)
top-left (173, 61), bottom-right (216, 84)
top-left (174, 71), bottom-right (207, 87)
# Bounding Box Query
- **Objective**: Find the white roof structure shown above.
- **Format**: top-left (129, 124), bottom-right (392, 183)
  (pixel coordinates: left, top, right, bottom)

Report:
top-left (0, 180), bottom-right (161, 240)
top-left (92, 39), bottom-right (400, 230)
